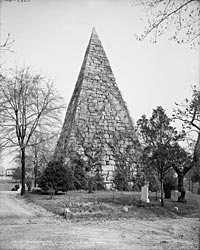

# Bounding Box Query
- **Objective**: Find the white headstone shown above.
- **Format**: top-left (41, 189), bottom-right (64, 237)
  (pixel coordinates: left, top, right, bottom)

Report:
top-left (141, 185), bottom-right (150, 203)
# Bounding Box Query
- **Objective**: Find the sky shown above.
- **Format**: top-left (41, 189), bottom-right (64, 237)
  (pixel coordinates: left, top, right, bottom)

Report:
top-left (0, 0), bottom-right (199, 167)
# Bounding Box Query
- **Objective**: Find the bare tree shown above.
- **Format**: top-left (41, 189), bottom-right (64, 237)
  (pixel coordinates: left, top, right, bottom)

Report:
top-left (133, 0), bottom-right (200, 47)
top-left (173, 86), bottom-right (200, 182)
top-left (0, 67), bottom-right (65, 195)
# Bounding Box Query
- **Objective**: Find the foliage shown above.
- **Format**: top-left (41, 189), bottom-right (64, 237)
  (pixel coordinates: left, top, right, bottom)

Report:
top-left (87, 171), bottom-right (105, 193)
top-left (191, 163), bottom-right (200, 182)
top-left (38, 156), bottom-right (90, 194)
top-left (137, 106), bottom-right (183, 206)
top-left (137, 106), bottom-right (182, 180)
top-left (131, 168), bottom-right (146, 191)
top-left (163, 170), bottom-right (178, 198)
top-left (93, 171), bottom-right (105, 191)
top-left (168, 143), bottom-right (193, 175)
top-left (134, 0), bottom-right (200, 47)
top-left (163, 171), bottom-right (177, 190)
top-left (113, 171), bottom-right (129, 191)
top-left (38, 161), bottom-right (71, 193)
top-left (69, 153), bottom-right (88, 190)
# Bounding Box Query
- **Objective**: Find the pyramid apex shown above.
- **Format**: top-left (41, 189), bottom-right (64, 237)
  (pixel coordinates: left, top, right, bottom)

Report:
top-left (92, 27), bottom-right (98, 36)
top-left (88, 27), bottom-right (101, 46)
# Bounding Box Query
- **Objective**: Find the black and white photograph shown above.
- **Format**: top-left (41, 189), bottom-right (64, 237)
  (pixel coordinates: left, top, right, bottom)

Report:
top-left (0, 0), bottom-right (199, 249)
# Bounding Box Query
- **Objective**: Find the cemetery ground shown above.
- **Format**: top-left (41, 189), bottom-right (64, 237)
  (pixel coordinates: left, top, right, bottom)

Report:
top-left (0, 190), bottom-right (199, 250)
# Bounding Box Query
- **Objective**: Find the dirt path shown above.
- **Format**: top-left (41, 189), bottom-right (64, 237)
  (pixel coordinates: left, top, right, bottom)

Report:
top-left (0, 191), bottom-right (199, 250)
top-left (0, 191), bottom-right (39, 218)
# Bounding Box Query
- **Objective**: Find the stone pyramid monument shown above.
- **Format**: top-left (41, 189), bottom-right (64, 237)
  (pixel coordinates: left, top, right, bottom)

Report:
top-left (55, 28), bottom-right (138, 183)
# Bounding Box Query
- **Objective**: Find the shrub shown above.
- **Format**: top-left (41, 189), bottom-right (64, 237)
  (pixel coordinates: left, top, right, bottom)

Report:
top-left (113, 171), bottom-right (130, 191)
top-left (132, 173), bottom-right (146, 191)
top-left (38, 161), bottom-right (71, 193)
top-left (72, 162), bottom-right (88, 190)
top-left (93, 172), bottom-right (105, 191)
top-left (38, 157), bottom-right (89, 193)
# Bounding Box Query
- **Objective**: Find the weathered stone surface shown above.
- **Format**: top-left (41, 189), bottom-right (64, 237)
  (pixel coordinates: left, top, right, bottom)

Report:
top-left (54, 28), bottom-right (138, 180)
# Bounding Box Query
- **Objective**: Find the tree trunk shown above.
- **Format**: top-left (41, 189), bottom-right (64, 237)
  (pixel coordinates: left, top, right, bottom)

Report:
top-left (177, 174), bottom-right (186, 202)
top-left (20, 148), bottom-right (26, 196)
top-left (163, 183), bottom-right (171, 199)
top-left (194, 132), bottom-right (200, 163)
top-left (88, 177), bottom-right (94, 193)
top-left (160, 179), bottom-right (164, 207)
top-left (189, 178), bottom-right (191, 192)
top-left (155, 189), bottom-right (158, 200)
top-left (34, 165), bottom-right (37, 188)
top-left (49, 184), bottom-right (55, 199)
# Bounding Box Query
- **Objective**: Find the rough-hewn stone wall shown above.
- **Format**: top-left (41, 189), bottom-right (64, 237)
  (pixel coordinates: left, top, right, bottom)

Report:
top-left (54, 28), bottom-right (138, 181)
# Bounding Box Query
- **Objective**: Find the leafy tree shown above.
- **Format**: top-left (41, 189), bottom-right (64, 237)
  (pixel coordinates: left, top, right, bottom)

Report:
top-left (137, 106), bottom-right (182, 206)
top-left (38, 158), bottom-right (89, 197)
top-left (113, 171), bottom-right (128, 191)
top-left (69, 152), bottom-right (88, 190)
top-left (38, 161), bottom-right (72, 198)
top-left (134, 0), bottom-right (200, 47)
top-left (93, 171), bottom-right (105, 191)
top-left (0, 67), bottom-right (65, 196)
top-left (131, 164), bottom-right (146, 191)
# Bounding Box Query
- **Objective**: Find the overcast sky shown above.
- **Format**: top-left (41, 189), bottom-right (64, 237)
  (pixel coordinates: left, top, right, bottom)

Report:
top-left (0, 0), bottom-right (199, 166)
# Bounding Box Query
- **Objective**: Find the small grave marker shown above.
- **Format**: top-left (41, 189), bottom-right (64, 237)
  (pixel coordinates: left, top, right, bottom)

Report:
top-left (141, 185), bottom-right (150, 203)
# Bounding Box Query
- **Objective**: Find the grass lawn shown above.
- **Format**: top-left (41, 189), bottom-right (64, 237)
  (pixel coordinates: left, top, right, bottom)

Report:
top-left (24, 190), bottom-right (200, 221)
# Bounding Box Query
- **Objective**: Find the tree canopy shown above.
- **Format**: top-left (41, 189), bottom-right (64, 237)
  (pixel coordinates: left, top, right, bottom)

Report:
top-left (137, 106), bottom-right (183, 205)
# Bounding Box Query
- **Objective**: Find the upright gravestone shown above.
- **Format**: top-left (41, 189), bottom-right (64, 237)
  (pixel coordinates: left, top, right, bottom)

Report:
top-left (141, 185), bottom-right (150, 203)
